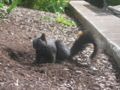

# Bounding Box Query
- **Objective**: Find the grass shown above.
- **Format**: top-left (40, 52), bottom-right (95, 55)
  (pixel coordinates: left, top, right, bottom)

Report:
top-left (41, 14), bottom-right (76, 27)
top-left (55, 14), bottom-right (76, 26)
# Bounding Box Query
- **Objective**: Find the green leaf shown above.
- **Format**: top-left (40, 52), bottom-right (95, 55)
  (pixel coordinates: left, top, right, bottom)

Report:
top-left (7, 0), bottom-right (21, 13)
top-left (0, 3), bottom-right (3, 8)
top-left (55, 14), bottom-right (76, 26)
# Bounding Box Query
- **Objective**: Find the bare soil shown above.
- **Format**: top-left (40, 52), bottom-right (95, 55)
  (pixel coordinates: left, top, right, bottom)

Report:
top-left (0, 7), bottom-right (119, 90)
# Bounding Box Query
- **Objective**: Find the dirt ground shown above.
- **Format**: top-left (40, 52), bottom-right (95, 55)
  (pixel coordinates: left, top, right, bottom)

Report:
top-left (0, 7), bottom-right (120, 90)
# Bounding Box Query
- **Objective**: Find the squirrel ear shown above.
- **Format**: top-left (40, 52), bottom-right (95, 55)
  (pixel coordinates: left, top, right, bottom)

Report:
top-left (40, 33), bottom-right (46, 41)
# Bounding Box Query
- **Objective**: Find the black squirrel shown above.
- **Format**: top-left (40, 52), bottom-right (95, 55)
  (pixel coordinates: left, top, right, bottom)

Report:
top-left (33, 32), bottom-right (99, 64)
top-left (33, 33), bottom-right (70, 64)
top-left (55, 40), bottom-right (70, 63)
top-left (33, 33), bottom-right (57, 64)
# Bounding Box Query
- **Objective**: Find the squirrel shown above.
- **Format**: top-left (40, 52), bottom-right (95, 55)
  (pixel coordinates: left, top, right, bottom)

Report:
top-left (70, 31), bottom-right (99, 59)
top-left (33, 33), bottom-right (57, 64)
top-left (33, 32), bottom-right (100, 64)
top-left (33, 33), bottom-right (70, 64)
top-left (55, 40), bottom-right (70, 63)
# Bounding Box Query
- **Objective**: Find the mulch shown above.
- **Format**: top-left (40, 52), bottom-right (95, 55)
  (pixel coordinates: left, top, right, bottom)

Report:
top-left (0, 7), bottom-right (119, 90)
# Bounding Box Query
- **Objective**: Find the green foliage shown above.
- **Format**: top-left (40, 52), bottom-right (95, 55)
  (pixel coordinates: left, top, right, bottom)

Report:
top-left (21, 0), bottom-right (69, 13)
top-left (0, 0), bottom-right (4, 7)
top-left (107, 0), bottom-right (120, 5)
top-left (0, 0), bottom-right (20, 13)
top-left (0, 3), bottom-right (4, 8)
top-left (7, 0), bottom-right (21, 13)
top-left (0, 0), bottom-right (3, 3)
top-left (41, 16), bottom-right (54, 21)
top-left (55, 14), bottom-right (76, 26)
top-left (0, 1), bottom-right (5, 18)
top-left (40, 14), bottom-right (76, 26)
top-left (20, 0), bottom-right (34, 8)
top-left (0, 0), bottom-right (20, 18)
top-left (0, 0), bottom-right (13, 5)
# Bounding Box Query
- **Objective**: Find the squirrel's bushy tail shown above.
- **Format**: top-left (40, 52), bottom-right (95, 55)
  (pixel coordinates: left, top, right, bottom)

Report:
top-left (70, 31), bottom-right (98, 59)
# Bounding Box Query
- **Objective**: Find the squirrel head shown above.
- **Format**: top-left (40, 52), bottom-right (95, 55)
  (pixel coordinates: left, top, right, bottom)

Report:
top-left (33, 33), bottom-right (47, 50)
